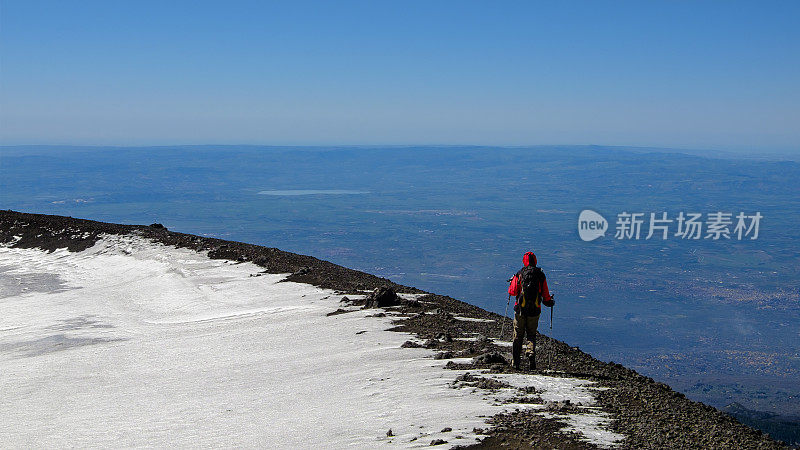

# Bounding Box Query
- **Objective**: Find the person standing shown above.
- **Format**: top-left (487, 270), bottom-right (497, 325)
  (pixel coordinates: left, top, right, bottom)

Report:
top-left (507, 251), bottom-right (554, 370)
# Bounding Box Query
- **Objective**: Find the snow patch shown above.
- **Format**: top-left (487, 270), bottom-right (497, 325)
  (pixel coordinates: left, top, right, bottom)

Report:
top-left (491, 339), bottom-right (513, 347)
top-left (451, 316), bottom-right (495, 323)
top-left (397, 293), bottom-right (426, 302)
top-left (485, 373), bottom-right (623, 448)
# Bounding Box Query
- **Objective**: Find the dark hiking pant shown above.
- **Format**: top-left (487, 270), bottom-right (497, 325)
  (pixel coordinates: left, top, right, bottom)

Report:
top-left (512, 312), bottom-right (539, 368)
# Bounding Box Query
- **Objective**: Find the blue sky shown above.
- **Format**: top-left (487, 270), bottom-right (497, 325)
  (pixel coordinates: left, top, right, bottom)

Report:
top-left (1, 1), bottom-right (798, 151)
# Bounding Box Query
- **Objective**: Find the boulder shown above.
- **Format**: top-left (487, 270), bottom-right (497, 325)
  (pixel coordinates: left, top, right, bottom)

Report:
top-left (292, 266), bottom-right (310, 276)
top-left (363, 286), bottom-right (399, 308)
top-left (472, 352), bottom-right (508, 365)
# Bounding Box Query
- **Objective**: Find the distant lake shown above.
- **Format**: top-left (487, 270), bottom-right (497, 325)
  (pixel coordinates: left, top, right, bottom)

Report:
top-left (258, 189), bottom-right (369, 196)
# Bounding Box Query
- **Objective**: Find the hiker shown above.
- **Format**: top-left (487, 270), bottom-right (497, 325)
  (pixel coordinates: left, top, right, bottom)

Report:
top-left (507, 251), bottom-right (554, 370)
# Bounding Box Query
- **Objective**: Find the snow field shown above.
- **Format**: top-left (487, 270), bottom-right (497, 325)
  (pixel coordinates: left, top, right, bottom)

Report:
top-left (0, 235), bottom-right (621, 448)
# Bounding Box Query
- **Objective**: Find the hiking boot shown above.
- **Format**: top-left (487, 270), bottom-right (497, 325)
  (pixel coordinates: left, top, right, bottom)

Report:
top-left (528, 356), bottom-right (536, 371)
top-left (512, 339), bottom-right (522, 371)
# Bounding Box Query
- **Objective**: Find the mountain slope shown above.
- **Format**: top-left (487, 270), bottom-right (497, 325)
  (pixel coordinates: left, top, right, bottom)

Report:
top-left (0, 211), bottom-right (787, 449)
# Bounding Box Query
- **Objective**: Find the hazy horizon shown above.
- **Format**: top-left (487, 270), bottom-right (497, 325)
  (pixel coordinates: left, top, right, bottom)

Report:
top-left (2, 1), bottom-right (798, 151)
top-left (2, 143), bottom-right (798, 161)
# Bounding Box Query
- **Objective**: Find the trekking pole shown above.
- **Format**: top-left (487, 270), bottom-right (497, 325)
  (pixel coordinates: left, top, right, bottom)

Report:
top-left (548, 298), bottom-right (554, 370)
top-left (499, 294), bottom-right (511, 340)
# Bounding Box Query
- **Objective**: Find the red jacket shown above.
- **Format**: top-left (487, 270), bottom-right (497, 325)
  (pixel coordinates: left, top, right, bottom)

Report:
top-left (508, 252), bottom-right (553, 308)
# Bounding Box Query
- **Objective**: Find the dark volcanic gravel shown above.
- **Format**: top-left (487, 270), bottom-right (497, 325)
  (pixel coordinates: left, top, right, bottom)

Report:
top-left (0, 210), bottom-right (788, 449)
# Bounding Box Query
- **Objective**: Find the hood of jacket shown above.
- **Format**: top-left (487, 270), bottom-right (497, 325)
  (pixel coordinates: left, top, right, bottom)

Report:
top-left (523, 251), bottom-right (536, 267)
